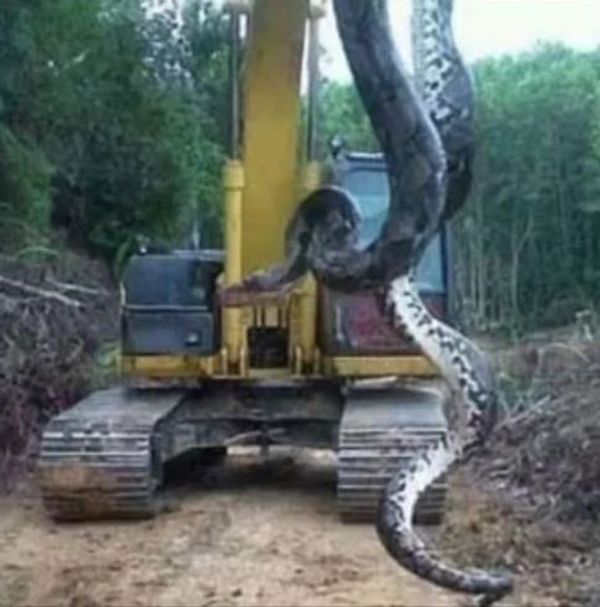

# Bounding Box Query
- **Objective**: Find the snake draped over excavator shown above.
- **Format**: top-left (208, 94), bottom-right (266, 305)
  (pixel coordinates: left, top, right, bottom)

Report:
top-left (225, 0), bottom-right (514, 604)
top-left (34, 0), bottom-right (512, 603)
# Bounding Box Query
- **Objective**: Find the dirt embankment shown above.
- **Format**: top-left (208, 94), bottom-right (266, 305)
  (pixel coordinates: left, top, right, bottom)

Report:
top-left (445, 337), bottom-right (600, 606)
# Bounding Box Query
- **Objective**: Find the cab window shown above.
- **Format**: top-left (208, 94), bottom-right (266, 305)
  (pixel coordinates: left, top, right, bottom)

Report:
top-left (343, 168), bottom-right (445, 294)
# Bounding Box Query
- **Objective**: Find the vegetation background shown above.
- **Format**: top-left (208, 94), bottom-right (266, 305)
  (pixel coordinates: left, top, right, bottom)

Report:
top-left (2, 1), bottom-right (600, 333)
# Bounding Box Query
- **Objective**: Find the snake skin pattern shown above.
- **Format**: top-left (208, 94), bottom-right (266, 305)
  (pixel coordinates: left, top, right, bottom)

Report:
top-left (236, 185), bottom-right (374, 293)
top-left (381, 274), bottom-right (511, 606)
top-left (412, 0), bottom-right (475, 222)
top-left (336, 4), bottom-right (512, 601)
top-left (230, 0), bottom-right (446, 293)
top-left (223, 0), bottom-right (513, 603)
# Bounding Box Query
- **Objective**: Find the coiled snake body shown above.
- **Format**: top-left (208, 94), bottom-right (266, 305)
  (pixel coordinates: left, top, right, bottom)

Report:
top-left (225, 0), bottom-right (513, 604)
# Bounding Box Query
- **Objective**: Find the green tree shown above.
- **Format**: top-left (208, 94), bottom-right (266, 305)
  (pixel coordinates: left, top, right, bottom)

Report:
top-left (320, 80), bottom-right (378, 152)
top-left (457, 44), bottom-right (600, 332)
top-left (0, 0), bottom-right (228, 262)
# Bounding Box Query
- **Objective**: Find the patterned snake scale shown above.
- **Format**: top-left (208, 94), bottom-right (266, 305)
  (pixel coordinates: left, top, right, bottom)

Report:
top-left (223, 1), bottom-right (513, 603)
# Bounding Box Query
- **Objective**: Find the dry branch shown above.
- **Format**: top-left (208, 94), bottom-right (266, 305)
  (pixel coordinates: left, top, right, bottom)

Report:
top-left (0, 254), bottom-right (119, 492)
top-left (474, 343), bottom-right (600, 522)
top-left (0, 275), bottom-right (84, 308)
top-left (46, 277), bottom-right (108, 296)
top-left (495, 395), bottom-right (550, 432)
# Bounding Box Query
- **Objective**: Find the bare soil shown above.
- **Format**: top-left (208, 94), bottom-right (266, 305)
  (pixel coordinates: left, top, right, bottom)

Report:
top-left (0, 446), bottom-right (570, 607)
top-left (0, 442), bottom-right (599, 607)
top-left (0, 450), bottom-right (467, 607)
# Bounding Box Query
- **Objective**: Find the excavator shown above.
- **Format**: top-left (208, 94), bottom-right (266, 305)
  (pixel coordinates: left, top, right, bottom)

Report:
top-left (38, 0), bottom-right (453, 525)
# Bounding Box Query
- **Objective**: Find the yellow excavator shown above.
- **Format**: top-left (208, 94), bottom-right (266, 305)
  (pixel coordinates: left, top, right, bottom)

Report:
top-left (38, 0), bottom-right (451, 524)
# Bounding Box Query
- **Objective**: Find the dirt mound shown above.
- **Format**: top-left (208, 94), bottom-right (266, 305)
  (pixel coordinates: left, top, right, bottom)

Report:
top-left (483, 341), bottom-right (600, 521)
top-left (0, 252), bottom-right (118, 490)
top-left (442, 336), bottom-right (600, 606)
top-left (440, 473), bottom-right (598, 607)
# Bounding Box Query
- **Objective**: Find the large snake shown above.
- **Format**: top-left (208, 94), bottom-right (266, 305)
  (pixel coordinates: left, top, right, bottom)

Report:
top-left (223, 0), bottom-right (513, 604)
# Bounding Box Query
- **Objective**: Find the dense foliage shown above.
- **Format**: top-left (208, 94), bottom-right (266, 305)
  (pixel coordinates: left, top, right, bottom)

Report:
top-left (461, 45), bottom-right (600, 332)
top-left (321, 44), bottom-right (600, 332)
top-left (0, 0), bottom-right (227, 264)
top-left (1, 2), bottom-right (598, 332)
top-left (320, 80), bottom-right (378, 152)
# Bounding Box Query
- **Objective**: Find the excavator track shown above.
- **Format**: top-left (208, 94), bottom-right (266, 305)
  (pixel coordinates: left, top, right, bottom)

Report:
top-left (337, 382), bottom-right (448, 524)
top-left (38, 388), bottom-right (186, 521)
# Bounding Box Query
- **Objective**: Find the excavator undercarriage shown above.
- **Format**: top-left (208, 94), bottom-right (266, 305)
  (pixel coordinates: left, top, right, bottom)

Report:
top-left (39, 381), bottom-right (448, 523)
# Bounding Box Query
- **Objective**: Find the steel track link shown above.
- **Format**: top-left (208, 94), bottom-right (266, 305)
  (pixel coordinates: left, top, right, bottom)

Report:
top-left (337, 383), bottom-right (448, 524)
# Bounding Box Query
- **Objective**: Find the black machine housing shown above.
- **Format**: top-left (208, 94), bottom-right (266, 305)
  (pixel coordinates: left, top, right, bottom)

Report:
top-left (121, 250), bottom-right (223, 356)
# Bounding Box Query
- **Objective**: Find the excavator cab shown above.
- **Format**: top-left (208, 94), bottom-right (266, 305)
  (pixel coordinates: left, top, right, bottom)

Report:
top-left (38, 0), bottom-right (450, 524)
top-left (321, 151), bottom-right (451, 357)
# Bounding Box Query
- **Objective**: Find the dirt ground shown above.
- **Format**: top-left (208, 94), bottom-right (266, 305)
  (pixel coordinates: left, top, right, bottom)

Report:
top-left (1, 328), bottom-right (597, 607)
top-left (0, 447), bottom-right (560, 607)
top-left (1, 449), bottom-right (454, 607)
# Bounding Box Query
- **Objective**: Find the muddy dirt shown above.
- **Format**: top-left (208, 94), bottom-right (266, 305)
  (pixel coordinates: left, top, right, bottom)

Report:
top-left (0, 447), bottom-right (559, 607)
